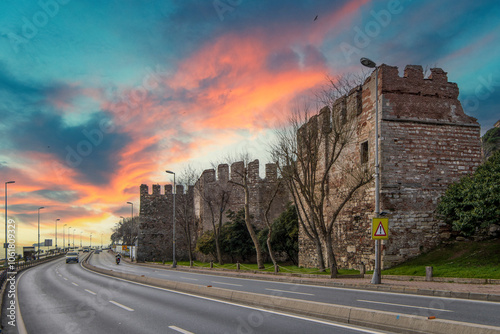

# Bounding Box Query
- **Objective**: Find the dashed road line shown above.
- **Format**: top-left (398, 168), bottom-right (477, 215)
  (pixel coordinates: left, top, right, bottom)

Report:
top-left (169, 326), bottom-right (194, 334)
top-left (211, 281), bottom-right (243, 287)
top-left (85, 289), bottom-right (97, 295)
top-left (180, 277), bottom-right (198, 281)
top-left (63, 277), bottom-right (68, 281)
top-left (265, 288), bottom-right (314, 296)
top-left (109, 300), bottom-right (134, 311)
top-left (357, 300), bottom-right (454, 312)
top-left (72, 282), bottom-right (79, 286)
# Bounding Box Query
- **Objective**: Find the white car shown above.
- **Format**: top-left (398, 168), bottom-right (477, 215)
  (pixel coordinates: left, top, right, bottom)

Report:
top-left (65, 252), bottom-right (79, 263)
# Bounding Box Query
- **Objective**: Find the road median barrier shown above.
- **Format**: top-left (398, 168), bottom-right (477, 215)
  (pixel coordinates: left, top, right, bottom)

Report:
top-left (82, 260), bottom-right (500, 334)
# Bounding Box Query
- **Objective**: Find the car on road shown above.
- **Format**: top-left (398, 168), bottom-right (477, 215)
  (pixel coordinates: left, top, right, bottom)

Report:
top-left (94, 249), bottom-right (101, 254)
top-left (65, 252), bottom-right (79, 263)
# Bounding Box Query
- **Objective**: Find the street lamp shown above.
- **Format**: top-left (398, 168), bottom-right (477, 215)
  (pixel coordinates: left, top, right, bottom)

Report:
top-left (127, 201), bottom-right (138, 261)
top-left (63, 224), bottom-right (67, 252)
top-left (90, 234), bottom-right (92, 248)
top-left (37, 207), bottom-right (45, 260)
top-left (5, 181), bottom-right (15, 266)
top-left (68, 226), bottom-right (71, 250)
top-left (360, 57), bottom-right (381, 284)
top-left (166, 170), bottom-right (176, 268)
top-left (80, 231), bottom-right (82, 248)
top-left (55, 219), bottom-right (60, 251)
top-left (72, 228), bottom-right (75, 249)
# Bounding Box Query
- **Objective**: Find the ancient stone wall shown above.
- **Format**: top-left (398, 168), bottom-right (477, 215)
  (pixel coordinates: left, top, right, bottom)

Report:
top-left (139, 184), bottom-right (193, 261)
top-left (140, 160), bottom-right (290, 262)
top-left (298, 64), bottom-right (482, 269)
top-left (194, 160), bottom-right (289, 236)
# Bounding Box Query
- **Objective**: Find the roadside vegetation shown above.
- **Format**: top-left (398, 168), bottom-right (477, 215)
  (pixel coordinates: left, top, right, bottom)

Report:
top-left (381, 239), bottom-right (500, 279)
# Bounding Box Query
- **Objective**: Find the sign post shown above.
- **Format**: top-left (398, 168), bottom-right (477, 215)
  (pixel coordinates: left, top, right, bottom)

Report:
top-left (371, 218), bottom-right (389, 283)
top-left (372, 218), bottom-right (389, 240)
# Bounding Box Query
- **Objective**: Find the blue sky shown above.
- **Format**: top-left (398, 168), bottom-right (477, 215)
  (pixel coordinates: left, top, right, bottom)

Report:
top-left (0, 0), bottom-right (499, 246)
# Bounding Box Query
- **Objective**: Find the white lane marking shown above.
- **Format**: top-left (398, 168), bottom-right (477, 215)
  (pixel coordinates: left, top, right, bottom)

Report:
top-left (211, 281), bottom-right (243, 287)
top-left (180, 277), bottom-right (198, 281)
top-left (63, 277), bottom-right (68, 280)
top-left (169, 326), bottom-right (194, 334)
top-left (72, 282), bottom-right (79, 286)
top-left (85, 289), bottom-right (97, 295)
top-left (157, 274), bottom-right (170, 277)
top-left (357, 299), bottom-right (454, 312)
top-left (81, 266), bottom-right (387, 334)
top-left (266, 288), bottom-right (314, 296)
top-left (109, 300), bottom-right (134, 312)
top-left (58, 274), bottom-right (62, 277)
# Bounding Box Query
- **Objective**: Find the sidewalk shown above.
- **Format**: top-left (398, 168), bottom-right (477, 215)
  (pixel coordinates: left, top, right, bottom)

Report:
top-left (123, 258), bottom-right (500, 302)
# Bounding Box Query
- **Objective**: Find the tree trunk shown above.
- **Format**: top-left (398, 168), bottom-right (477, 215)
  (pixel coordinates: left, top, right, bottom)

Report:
top-left (214, 230), bottom-right (223, 265)
top-left (324, 232), bottom-right (338, 277)
top-left (217, 210), bottom-right (226, 265)
top-left (266, 226), bottom-right (277, 267)
top-left (210, 209), bottom-right (224, 265)
top-left (244, 186), bottom-right (265, 269)
top-left (315, 237), bottom-right (326, 272)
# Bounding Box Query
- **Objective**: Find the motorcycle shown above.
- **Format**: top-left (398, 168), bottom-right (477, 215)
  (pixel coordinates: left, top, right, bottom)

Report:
top-left (116, 257), bottom-right (120, 265)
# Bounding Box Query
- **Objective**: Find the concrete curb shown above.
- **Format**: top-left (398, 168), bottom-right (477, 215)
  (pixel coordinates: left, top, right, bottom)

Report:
top-left (83, 260), bottom-right (500, 334)
top-left (125, 261), bottom-right (500, 302)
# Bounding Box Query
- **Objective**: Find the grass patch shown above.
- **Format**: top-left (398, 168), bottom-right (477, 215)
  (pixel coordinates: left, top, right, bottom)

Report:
top-left (381, 239), bottom-right (500, 279)
top-left (149, 260), bottom-right (359, 276)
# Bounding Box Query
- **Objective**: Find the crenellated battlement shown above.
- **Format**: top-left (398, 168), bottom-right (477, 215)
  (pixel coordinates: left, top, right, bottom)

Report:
top-left (140, 183), bottom-right (186, 196)
top-left (378, 64), bottom-right (461, 99)
top-left (197, 160), bottom-right (279, 186)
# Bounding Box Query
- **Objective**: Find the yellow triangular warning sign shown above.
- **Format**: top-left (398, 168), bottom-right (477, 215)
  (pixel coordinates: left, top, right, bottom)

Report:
top-left (374, 222), bottom-right (387, 237)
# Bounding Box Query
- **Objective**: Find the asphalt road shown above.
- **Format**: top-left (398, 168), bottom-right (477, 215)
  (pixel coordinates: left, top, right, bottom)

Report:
top-left (90, 252), bottom-right (500, 328)
top-left (14, 255), bottom-right (393, 334)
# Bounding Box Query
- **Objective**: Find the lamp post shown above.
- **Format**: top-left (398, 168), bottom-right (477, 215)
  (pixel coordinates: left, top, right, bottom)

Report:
top-left (68, 226), bottom-right (71, 250)
top-left (101, 233), bottom-right (103, 249)
top-left (360, 57), bottom-right (381, 284)
top-left (90, 234), bottom-right (92, 248)
top-left (5, 181), bottom-right (15, 266)
top-left (126, 201), bottom-right (135, 261)
top-left (165, 170), bottom-right (176, 268)
top-left (80, 231), bottom-right (82, 248)
top-left (55, 219), bottom-right (60, 252)
top-left (63, 224), bottom-right (67, 252)
top-left (37, 207), bottom-right (44, 260)
top-left (72, 228), bottom-right (75, 249)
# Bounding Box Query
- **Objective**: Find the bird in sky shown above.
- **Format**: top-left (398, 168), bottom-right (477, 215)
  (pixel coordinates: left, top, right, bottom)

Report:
top-left (314, 15), bottom-right (318, 21)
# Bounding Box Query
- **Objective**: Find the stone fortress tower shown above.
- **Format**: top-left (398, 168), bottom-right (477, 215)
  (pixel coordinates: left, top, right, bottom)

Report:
top-left (298, 64), bottom-right (483, 269)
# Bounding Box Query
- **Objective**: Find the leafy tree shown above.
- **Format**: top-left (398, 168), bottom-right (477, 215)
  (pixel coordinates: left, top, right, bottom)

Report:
top-left (482, 126), bottom-right (500, 160)
top-left (222, 209), bottom-right (257, 262)
top-left (259, 202), bottom-right (299, 265)
top-left (196, 230), bottom-right (217, 258)
top-left (437, 151), bottom-right (500, 236)
top-left (269, 75), bottom-right (372, 273)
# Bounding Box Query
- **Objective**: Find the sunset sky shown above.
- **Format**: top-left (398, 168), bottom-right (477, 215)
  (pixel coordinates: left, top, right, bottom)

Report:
top-left (1, 0), bottom-right (499, 248)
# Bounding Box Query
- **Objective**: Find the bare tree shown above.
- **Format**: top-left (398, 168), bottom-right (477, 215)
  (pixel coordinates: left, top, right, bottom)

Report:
top-left (176, 166), bottom-right (199, 263)
top-left (111, 217), bottom-right (139, 245)
top-left (227, 153), bottom-right (266, 269)
top-left (262, 178), bottom-right (285, 266)
top-left (270, 75), bottom-right (372, 274)
top-left (194, 163), bottom-right (232, 264)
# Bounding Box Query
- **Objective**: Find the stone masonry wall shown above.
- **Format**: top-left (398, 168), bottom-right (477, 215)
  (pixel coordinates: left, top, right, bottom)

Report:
top-left (194, 160), bottom-right (290, 242)
top-left (139, 184), bottom-right (191, 261)
top-left (298, 64), bottom-right (482, 269)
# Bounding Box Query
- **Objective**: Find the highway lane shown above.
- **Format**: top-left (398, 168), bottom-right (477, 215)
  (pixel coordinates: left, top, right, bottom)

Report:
top-left (91, 252), bottom-right (500, 328)
top-left (15, 255), bottom-right (393, 334)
